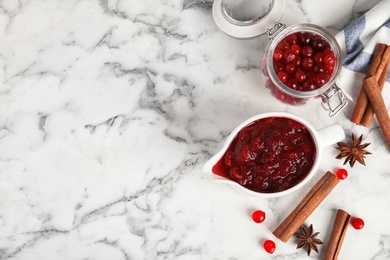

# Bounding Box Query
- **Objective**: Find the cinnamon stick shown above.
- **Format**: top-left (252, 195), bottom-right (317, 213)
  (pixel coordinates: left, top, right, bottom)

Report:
top-left (362, 76), bottom-right (390, 149)
top-left (273, 171), bottom-right (340, 242)
top-left (324, 209), bottom-right (351, 260)
top-left (351, 43), bottom-right (387, 125)
top-left (374, 46), bottom-right (390, 81)
top-left (361, 57), bottom-right (390, 126)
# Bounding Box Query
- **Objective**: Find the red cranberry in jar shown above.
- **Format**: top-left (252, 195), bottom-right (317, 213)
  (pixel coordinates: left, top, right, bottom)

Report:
top-left (273, 49), bottom-right (283, 61)
top-left (312, 38), bottom-right (326, 51)
top-left (287, 78), bottom-right (299, 90)
top-left (313, 52), bottom-right (323, 64)
top-left (260, 24), bottom-right (347, 115)
top-left (300, 32), bottom-right (313, 44)
top-left (313, 64), bottom-right (325, 73)
top-left (301, 57), bottom-right (314, 70)
top-left (271, 30), bottom-right (336, 91)
top-left (291, 44), bottom-right (301, 55)
top-left (274, 61), bottom-right (284, 72)
top-left (285, 33), bottom-right (298, 44)
top-left (277, 71), bottom-right (288, 83)
top-left (301, 46), bottom-right (314, 57)
top-left (283, 49), bottom-right (296, 63)
top-left (277, 40), bottom-right (290, 50)
top-left (302, 78), bottom-right (316, 91)
top-left (285, 63), bottom-right (297, 74)
top-left (315, 73), bottom-right (330, 87)
top-left (323, 49), bottom-right (336, 66)
top-left (294, 70), bottom-right (306, 82)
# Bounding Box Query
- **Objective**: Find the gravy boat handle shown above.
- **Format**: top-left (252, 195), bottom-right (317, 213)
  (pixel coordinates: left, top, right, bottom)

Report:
top-left (316, 124), bottom-right (345, 147)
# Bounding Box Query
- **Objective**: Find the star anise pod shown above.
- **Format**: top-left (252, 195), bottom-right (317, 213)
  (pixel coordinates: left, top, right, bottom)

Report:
top-left (335, 134), bottom-right (371, 167)
top-left (294, 224), bottom-right (323, 256)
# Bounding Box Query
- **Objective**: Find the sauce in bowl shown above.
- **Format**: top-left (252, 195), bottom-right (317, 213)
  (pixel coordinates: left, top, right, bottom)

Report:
top-left (212, 117), bottom-right (316, 193)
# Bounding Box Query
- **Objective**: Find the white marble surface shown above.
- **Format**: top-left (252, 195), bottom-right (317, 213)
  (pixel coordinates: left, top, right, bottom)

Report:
top-left (0, 0), bottom-right (389, 259)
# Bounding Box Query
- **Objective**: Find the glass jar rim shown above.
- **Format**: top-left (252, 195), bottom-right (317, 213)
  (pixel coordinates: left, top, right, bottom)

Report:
top-left (266, 23), bottom-right (342, 98)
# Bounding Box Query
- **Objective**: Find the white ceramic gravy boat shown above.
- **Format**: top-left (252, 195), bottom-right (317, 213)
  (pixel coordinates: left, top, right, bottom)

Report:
top-left (203, 112), bottom-right (344, 197)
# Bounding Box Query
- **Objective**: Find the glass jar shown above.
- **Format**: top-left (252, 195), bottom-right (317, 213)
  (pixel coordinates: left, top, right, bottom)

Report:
top-left (212, 0), bottom-right (348, 116)
top-left (261, 23), bottom-right (348, 116)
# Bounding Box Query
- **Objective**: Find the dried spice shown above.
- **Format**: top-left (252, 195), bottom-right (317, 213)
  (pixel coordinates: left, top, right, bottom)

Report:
top-left (335, 134), bottom-right (371, 167)
top-left (273, 172), bottom-right (339, 243)
top-left (294, 224), bottom-right (323, 256)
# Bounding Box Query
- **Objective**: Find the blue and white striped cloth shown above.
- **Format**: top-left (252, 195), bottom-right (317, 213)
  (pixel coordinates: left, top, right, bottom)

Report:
top-left (335, 0), bottom-right (390, 104)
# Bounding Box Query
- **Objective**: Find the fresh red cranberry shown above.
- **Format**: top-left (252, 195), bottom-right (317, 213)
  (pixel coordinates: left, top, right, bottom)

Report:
top-left (305, 71), bottom-right (316, 80)
top-left (301, 46), bottom-right (314, 57)
top-left (336, 168), bottom-right (348, 180)
top-left (285, 33), bottom-right (298, 44)
top-left (291, 44), bottom-right (301, 55)
top-left (351, 217), bottom-right (364, 230)
top-left (312, 38), bottom-right (325, 50)
top-left (313, 52), bottom-right (323, 64)
top-left (302, 78), bottom-right (316, 91)
top-left (292, 56), bottom-right (302, 66)
top-left (283, 49), bottom-right (296, 63)
top-left (295, 70), bottom-right (306, 82)
top-left (277, 71), bottom-right (288, 83)
top-left (324, 63), bottom-right (335, 74)
top-left (313, 64), bottom-right (325, 73)
top-left (274, 61), bottom-right (285, 72)
top-left (313, 34), bottom-right (322, 39)
top-left (285, 63), bottom-right (297, 74)
top-left (287, 78), bottom-right (299, 90)
top-left (300, 32), bottom-right (313, 45)
top-left (273, 49), bottom-right (283, 61)
top-left (323, 50), bottom-right (336, 66)
top-left (301, 57), bottom-right (314, 70)
top-left (252, 210), bottom-right (266, 223)
top-left (263, 240), bottom-right (276, 254)
top-left (277, 40), bottom-right (290, 50)
top-left (314, 72), bottom-right (330, 87)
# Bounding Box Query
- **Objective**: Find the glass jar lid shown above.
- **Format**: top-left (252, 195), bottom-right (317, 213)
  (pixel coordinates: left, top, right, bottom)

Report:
top-left (212, 0), bottom-right (285, 38)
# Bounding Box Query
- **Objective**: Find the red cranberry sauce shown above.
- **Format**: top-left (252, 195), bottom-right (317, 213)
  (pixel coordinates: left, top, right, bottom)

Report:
top-left (212, 117), bottom-right (316, 193)
top-left (273, 31), bottom-right (336, 92)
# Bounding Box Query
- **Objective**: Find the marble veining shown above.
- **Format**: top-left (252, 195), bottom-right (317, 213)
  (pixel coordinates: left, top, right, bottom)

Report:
top-left (0, 0), bottom-right (389, 259)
